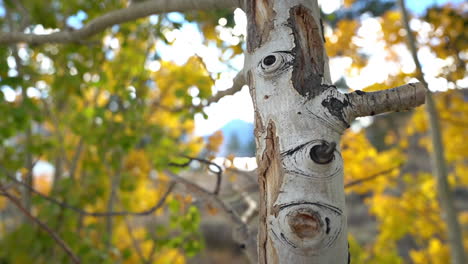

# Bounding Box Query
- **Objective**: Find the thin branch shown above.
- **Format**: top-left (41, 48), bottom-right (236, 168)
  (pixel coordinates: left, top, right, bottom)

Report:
top-left (0, 0), bottom-right (242, 45)
top-left (169, 156), bottom-right (223, 195)
top-left (0, 185), bottom-right (81, 264)
top-left (164, 169), bottom-right (257, 263)
top-left (204, 69), bottom-right (246, 107)
top-left (6, 6), bottom-right (35, 216)
top-left (0, 166), bottom-right (175, 217)
top-left (11, 0), bottom-right (31, 30)
top-left (194, 53), bottom-right (216, 86)
top-left (69, 138), bottom-right (84, 181)
top-left (346, 82), bottom-right (426, 121)
top-left (165, 69), bottom-right (247, 113)
top-left (344, 165), bottom-right (401, 189)
top-left (441, 117), bottom-right (468, 127)
top-left (104, 155), bottom-right (123, 249)
top-left (124, 217), bottom-right (151, 264)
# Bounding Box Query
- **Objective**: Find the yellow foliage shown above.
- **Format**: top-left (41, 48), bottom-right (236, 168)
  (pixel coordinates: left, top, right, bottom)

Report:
top-left (344, 0), bottom-right (355, 8)
top-left (410, 238), bottom-right (450, 264)
top-left (206, 203), bottom-right (219, 216)
top-left (122, 183), bottom-right (163, 213)
top-left (153, 249), bottom-right (186, 264)
top-left (342, 131), bottom-right (403, 194)
top-left (0, 196), bottom-right (6, 210)
top-left (367, 172), bottom-right (446, 258)
top-left (425, 5), bottom-right (467, 81)
top-left (380, 11), bottom-right (405, 46)
top-left (326, 20), bottom-right (367, 69)
top-left (206, 130), bottom-right (224, 153)
top-left (406, 90), bottom-right (468, 184)
top-left (34, 174), bottom-right (52, 195)
top-left (125, 150), bottom-right (151, 179)
top-left (144, 58), bottom-right (210, 152)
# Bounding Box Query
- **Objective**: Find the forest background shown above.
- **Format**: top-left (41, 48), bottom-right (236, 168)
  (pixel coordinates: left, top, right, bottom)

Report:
top-left (0, 0), bottom-right (466, 263)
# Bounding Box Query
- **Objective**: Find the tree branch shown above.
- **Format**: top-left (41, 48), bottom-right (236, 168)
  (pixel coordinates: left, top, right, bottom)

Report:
top-left (124, 217), bottom-right (151, 264)
top-left (344, 165), bottom-right (401, 189)
top-left (164, 169), bottom-right (257, 263)
top-left (169, 155), bottom-right (223, 195)
top-left (346, 82), bottom-right (426, 121)
top-left (0, 165), bottom-right (175, 217)
top-left (398, 1), bottom-right (466, 263)
top-left (165, 69), bottom-right (246, 112)
top-left (204, 69), bottom-right (246, 107)
top-left (0, 185), bottom-right (81, 264)
top-left (0, 0), bottom-right (243, 45)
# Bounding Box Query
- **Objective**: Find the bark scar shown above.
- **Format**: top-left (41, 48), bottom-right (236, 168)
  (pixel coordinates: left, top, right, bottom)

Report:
top-left (288, 5), bottom-right (326, 99)
top-left (321, 95), bottom-right (350, 127)
top-left (247, 0), bottom-right (276, 52)
top-left (257, 120), bottom-right (283, 264)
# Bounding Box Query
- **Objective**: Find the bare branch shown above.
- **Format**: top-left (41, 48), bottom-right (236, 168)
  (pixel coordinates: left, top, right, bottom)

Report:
top-left (69, 138), bottom-right (84, 181)
top-left (0, 166), bottom-right (175, 217)
top-left (0, 185), bottom-right (81, 264)
top-left (441, 117), bottom-right (468, 127)
top-left (164, 69), bottom-right (247, 113)
top-left (124, 216), bottom-right (151, 264)
top-left (169, 155), bottom-right (223, 195)
top-left (164, 169), bottom-right (257, 263)
top-left (0, 0), bottom-right (243, 45)
top-left (346, 82), bottom-right (426, 121)
top-left (204, 69), bottom-right (247, 106)
top-left (11, 0), bottom-right (31, 29)
top-left (344, 165), bottom-right (401, 189)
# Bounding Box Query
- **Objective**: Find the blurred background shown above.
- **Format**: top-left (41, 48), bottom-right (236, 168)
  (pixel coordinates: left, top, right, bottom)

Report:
top-left (0, 0), bottom-right (467, 263)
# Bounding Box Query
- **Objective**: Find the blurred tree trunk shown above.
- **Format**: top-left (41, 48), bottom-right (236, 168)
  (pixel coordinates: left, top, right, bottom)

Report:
top-left (397, 1), bottom-right (466, 263)
top-left (244, 0), bottom-right (425, 262)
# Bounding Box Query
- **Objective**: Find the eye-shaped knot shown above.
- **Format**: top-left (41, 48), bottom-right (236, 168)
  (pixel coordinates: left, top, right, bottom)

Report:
top-left (258, 51), bottom-right (294, 76)
top-left (281, 140), bottom-right (341, 180)
top-left (310, 141), bottom-right (336, 164)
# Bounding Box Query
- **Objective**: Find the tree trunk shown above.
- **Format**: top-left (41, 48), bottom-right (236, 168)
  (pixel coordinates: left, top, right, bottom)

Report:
top-left (397, 1), bottom-right (466, 263)
top-left (244, 0), bottom-right (425, 262)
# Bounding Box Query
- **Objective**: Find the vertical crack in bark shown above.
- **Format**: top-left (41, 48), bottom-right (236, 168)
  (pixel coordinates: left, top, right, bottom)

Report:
top-left (257, 121), bottom-right (283, 264)
top-left (288, 5), bottom-right (325, 99)
top-left (247, 0), bottom-right (276, 52)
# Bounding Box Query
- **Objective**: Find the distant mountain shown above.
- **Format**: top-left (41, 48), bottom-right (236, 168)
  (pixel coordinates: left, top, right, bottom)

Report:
top-left (218, 119), bottom-right (255, 157)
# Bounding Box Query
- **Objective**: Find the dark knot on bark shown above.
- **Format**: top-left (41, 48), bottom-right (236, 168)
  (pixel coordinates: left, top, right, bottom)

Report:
top-left (310, 141), bottom-right (336, 164)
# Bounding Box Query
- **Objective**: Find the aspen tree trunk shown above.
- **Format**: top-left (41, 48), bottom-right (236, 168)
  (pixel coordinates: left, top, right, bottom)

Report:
top-left (244, 0), bottom-right (426, 263)
top-left (398, 1), bottom-right (466, 263)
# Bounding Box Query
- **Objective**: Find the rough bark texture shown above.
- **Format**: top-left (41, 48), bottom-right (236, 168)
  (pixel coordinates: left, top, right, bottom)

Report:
top-left (245, 0), bottom-right (425, 263)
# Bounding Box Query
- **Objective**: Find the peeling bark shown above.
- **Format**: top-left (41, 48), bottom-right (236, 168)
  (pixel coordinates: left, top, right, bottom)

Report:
top-left (245, 0), bottom-right (425, 263)
top-left (247, 0), bottom-right (276, 52)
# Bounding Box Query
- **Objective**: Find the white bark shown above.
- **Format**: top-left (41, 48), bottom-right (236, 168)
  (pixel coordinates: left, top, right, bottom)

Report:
top-left (0, 0), bottom-right (243, 45)
top-left (244, 0), bottom-right (425, 263)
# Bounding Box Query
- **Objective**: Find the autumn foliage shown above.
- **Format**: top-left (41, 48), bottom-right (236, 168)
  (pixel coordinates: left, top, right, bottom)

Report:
top-left (0, 0), bottom-right (466, 263)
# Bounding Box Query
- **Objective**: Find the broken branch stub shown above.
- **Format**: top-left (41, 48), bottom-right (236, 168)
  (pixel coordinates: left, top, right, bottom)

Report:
top-left (245, 0), bottom-right (425, 263)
